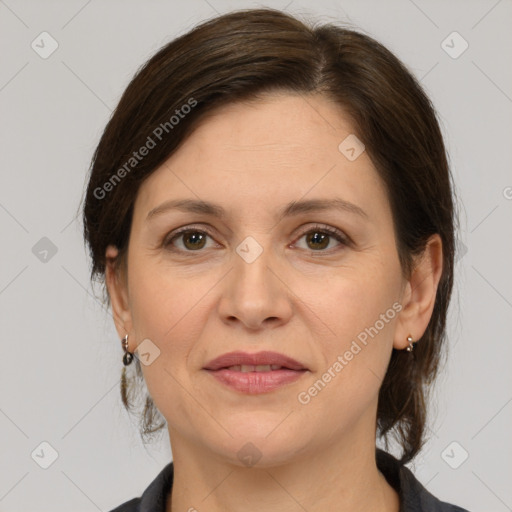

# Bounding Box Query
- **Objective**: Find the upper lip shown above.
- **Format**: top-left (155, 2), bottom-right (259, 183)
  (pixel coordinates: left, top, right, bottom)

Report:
top-left (203, 351), bottom-right (307, 371)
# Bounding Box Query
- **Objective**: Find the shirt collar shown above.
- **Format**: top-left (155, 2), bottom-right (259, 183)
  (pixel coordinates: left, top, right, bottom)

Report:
top-left (136, 449), bottom-right (468, 512)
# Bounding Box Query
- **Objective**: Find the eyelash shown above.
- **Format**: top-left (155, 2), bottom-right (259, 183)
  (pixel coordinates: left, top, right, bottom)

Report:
top-left (162, 223), bottom-right (350, 254)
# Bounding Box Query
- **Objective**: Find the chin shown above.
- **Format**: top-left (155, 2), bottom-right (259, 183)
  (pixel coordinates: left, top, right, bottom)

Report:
top-left (204, 423), bottom-right (311, 469)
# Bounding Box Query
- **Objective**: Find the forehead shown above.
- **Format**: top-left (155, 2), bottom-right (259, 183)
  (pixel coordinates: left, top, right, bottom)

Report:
top-left (180, 92), bottom-right (357, 160)
top-left (134, 93), bottom-right (390, 225)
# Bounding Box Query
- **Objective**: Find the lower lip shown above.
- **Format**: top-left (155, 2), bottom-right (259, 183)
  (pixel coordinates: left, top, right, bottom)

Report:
top-left (205, 368), bottom-right (307, 394)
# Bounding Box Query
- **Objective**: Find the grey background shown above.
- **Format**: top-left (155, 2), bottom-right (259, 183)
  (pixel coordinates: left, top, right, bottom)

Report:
top-left (1, 0), bottom-right (511, 510)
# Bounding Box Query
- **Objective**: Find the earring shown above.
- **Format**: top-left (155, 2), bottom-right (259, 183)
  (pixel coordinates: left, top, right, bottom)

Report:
top-left (406, 335), bottom-right (414, 352)
top-left (122, 334), bottom-right (134, 365)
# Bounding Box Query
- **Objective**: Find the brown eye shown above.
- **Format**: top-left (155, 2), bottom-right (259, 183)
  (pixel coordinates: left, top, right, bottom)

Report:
top-left (181, 231), bottom-right (207, 250)
top-left (164, 229), bottom-right (215, 252)
top-left (294, 225), bottom-right (348, 252)
top-left (163, 224), bottom-right (348, 254)
top-left (305, 231), bottom-right (330, 250)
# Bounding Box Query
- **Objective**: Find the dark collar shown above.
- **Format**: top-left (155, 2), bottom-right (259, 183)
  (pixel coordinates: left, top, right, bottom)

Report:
top-left (375, 449), bottom-right (469, 511)
top-left (114, 449), bottom-right (469, 512)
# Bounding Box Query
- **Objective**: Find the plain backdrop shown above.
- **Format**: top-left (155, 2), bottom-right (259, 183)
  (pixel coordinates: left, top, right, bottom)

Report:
top-left (1, 0), bottom-right (511, 511)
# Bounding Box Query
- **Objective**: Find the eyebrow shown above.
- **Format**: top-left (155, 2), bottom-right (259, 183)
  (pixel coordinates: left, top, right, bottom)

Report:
top-left (146, 197), bottom-right (369, 222)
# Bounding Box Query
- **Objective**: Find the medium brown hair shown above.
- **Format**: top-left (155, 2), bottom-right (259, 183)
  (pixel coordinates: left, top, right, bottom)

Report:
top-left (81, 8), bottom-right (457, 464)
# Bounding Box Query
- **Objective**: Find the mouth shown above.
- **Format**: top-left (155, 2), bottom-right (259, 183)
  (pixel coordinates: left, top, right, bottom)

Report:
top-left (203, 350), bottom-right (308, 372)
top-left (204, 367), bottom-right (307, 394)
top-left (219, 364), bottom-right (294, 372)
top-left (203, 351), bottom-right (308, 394)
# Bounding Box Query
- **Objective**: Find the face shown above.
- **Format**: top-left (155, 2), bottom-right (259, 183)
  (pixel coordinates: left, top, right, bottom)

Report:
top-left (107, 92), bottom-right (430, 467)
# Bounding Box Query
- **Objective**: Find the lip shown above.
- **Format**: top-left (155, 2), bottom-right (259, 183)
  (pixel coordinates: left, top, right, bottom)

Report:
top-left (203, 350), bottom-right (307, 371)
top-left (205, 368), bottom-right (307, 394)
top-left (203, 350), bottom-right (308, 395)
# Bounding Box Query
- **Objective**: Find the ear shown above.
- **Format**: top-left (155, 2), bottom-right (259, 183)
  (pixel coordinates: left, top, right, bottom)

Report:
top-left (393, 234), bottom-right (444, 350)
top-left (105, 244), bottom-right (133, 341)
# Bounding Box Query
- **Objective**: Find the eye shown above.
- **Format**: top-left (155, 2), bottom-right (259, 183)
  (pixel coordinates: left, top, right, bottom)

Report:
top-left (163, 226), bottom-right (217, 252)
top-left (293, 224), bottom-right (348, 252)
top-left (163, 223), bottom-right (349, 254)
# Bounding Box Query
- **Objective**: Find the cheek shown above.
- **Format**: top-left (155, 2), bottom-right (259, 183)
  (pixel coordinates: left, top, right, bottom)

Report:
top-left (126, 258), bottom-right (215, 395)
top-left (304, 255), bottom-right (400, 344)
top-left (128, 274), bottom-right (203, 420)
top-left (128, 250), bottom-right (211, 340)
top-left (303, 255), bottom-right (401, 394)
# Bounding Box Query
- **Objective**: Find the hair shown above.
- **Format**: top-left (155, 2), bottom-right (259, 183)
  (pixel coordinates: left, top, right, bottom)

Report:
top-left (81, 8), bottom-right (458, 464)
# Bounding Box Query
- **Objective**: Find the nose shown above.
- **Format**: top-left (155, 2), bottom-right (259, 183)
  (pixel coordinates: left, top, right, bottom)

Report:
top-left (217, 244), bottom-right (293, 331)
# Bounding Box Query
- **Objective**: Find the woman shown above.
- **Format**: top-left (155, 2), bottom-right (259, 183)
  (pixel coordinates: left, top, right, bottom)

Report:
top-left (82, 8), bottom-right (469, 512)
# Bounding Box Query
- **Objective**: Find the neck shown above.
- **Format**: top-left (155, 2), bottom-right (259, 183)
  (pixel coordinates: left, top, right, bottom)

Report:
top-left (166, 429), bottom-right (399, 512)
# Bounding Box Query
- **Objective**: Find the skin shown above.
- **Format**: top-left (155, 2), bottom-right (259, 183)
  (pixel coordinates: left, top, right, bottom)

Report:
top-left (106, 92), bottom-right (443, 512)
